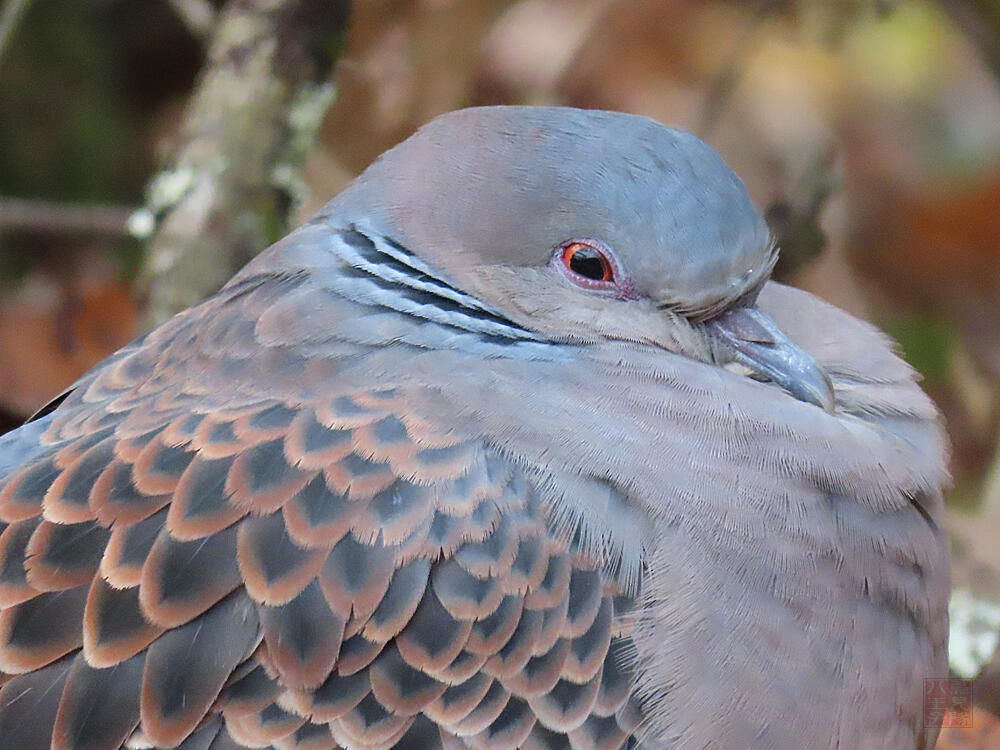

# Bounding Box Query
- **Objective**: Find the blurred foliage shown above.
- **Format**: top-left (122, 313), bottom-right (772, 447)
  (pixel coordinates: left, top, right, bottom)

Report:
top-left (0, 2), bottom-right (134, 203)
top-left (0, 0), bottom-right (207, 201)
top-left (1, 0), bottom-right (1000, 687)
top-left (0, 0), bottom-right (206, 285)
top-left (884, 311), bottom-right (957, 386)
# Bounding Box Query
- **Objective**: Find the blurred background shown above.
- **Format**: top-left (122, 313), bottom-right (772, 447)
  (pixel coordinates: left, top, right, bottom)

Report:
top-left (1, 0), bottom-right (999, 741)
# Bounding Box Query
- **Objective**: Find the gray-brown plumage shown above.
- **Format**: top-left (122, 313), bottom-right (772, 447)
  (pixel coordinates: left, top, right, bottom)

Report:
top-left (0, 106), bottom-right (948, 750)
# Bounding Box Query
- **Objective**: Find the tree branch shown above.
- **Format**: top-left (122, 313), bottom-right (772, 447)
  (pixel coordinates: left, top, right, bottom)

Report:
top-left (0, 0), bottom-right (32, 70)
top-left (0, 197), bottom-right (135, 235)
top-left (166, 0), bottom-right (217, 41)
top-left (139, 0), bottom-right (349, 327)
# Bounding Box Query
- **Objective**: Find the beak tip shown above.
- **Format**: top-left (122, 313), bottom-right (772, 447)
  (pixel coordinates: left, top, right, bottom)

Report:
top-left (773, 362), bottom-right (836, 412)
top-left (805, 375), bottom-right (837, 413)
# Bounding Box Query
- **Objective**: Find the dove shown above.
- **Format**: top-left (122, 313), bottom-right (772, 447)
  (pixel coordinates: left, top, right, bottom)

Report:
top-left (0, 106), bottom-right (949, 750)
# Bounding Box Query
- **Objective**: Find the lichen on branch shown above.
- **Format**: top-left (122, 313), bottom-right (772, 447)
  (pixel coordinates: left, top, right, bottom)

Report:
top-left (138, 0), bottom-right (349, 327)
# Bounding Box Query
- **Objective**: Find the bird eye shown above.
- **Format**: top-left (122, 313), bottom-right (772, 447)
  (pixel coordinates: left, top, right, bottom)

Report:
top-left (561, 241), bottom-right (614, 282)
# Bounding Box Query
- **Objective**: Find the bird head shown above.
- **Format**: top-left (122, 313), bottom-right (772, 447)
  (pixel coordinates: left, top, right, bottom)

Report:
top-left (330, 106), bottom-right (834, 410)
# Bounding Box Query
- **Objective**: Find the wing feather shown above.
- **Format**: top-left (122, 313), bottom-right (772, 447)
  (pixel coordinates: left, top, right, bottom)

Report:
top-left (0, 268), bottom-right (643, 749)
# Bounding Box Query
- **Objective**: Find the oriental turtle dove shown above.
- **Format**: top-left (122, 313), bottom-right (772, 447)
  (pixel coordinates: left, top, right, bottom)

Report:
top-left (0, 107), bottom-right (949, 750)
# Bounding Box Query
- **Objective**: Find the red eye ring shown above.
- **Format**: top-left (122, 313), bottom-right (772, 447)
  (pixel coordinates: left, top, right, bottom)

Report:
top-left (560, 241), bottom-right (614, 283)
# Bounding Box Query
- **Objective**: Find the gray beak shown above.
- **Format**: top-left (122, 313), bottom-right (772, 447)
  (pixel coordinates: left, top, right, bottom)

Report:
top-left (704, 306), bottom-right (835, 412)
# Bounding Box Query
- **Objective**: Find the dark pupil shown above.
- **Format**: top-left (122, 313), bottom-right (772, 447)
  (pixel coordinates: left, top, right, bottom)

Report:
top-left (569, 247), bottom-right (606, 279)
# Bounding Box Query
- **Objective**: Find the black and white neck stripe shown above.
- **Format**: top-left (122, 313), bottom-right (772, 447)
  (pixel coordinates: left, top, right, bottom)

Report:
top-left (325, 224), bottom-right (561, 359)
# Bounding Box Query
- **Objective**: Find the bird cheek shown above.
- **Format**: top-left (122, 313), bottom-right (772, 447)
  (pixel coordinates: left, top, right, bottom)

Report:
top-left (627, 311), bottom-right (703, 358)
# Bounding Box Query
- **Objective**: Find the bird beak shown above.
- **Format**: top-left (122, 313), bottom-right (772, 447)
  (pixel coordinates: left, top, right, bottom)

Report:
top-left (704, 306), bottom-right (835, 412)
